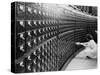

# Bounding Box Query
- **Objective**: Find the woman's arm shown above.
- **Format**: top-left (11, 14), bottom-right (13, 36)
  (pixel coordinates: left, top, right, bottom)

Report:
top-left (80, 42), bottom-right (88, 47)
top-left (76, 42), bottom-right (89, 47)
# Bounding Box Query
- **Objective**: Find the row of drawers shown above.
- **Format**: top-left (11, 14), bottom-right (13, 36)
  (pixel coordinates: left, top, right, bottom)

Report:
top-left (16, 2), bottom-right (61, 20)
top-left (16, 20), bottom-right (58, 33)
top-left (15, 2), bottom-right (97, 22)
top-left (16, 19), bottom-right (90, 33)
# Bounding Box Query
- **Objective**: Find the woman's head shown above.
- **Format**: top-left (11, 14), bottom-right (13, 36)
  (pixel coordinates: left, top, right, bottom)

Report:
top-left (86, 34), bottom-right (93, 41)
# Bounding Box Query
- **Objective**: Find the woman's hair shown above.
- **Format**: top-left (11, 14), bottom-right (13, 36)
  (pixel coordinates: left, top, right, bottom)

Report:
top-left (86, 34), bottom-right (93, 41)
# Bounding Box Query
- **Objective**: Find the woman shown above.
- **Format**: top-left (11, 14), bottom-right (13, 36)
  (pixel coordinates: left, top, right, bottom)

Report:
top-left (76, 34), bottom-right (97, 59)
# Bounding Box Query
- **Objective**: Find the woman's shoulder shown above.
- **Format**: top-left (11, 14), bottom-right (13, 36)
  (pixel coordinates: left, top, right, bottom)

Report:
top-left (89, 40), bottom-right (97, 45)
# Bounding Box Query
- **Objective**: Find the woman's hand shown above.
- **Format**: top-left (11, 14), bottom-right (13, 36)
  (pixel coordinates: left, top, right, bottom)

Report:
top-left (75, 42), bottom-right (81, 45)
